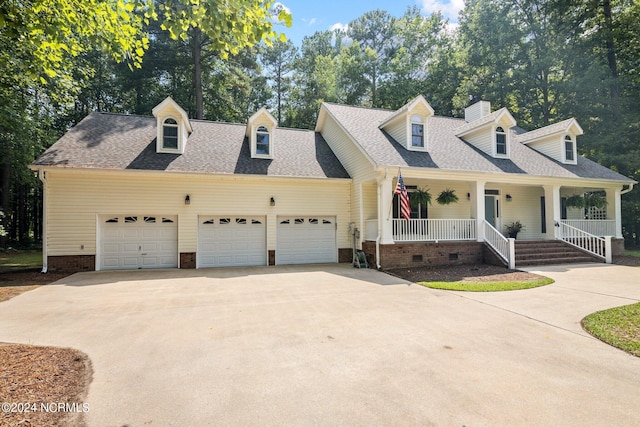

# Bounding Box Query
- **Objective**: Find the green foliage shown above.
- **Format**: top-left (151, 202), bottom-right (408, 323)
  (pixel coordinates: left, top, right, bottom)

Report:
top-left (419, 277), bottom-right (554, 292)
top-left (0, 211), bottom-right (5, 238)
top-left (410, 188), bottom-right (432, 208)
top-left (583, 303), bottom-right (640, 357)
top-left (436, 189), bottom-right (459, 205)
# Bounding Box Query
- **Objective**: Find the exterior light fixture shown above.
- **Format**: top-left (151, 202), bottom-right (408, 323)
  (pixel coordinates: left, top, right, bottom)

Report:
top-left (185, 195), bottom-right (190, 205)
top-left (506, 194), bottom-right (512, 202)
top-left (270, 197), bottom-right (275, 206)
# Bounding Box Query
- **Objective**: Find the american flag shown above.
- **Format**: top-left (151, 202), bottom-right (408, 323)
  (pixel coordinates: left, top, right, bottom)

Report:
top-left (394, 173), bottom-right (411, 221)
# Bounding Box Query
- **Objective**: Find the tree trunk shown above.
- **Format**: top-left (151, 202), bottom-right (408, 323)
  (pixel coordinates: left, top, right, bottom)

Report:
top-left (192, 27), bottom-right (204, 120)
top-left (602, 0), bottom-right (621, 121)
top-left (0, 162), bottom-right (9, 248)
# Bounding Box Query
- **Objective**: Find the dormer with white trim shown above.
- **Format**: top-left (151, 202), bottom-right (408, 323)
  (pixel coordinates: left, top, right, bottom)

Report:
top-left (379, 95), bottom-right (434, 152)
top-left (455, 101), bottom-right (517, 159)
top-left (247, 107), bottom-right (277, 159)
top-left (152, 97), bottom-right (192, 154)
top-left (515, 118), bottom-right (583, 165)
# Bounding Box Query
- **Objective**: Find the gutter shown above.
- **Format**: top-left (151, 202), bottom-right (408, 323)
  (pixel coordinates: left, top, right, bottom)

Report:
top-left (621, 183), bottom-right (635, 195)
top-left (375, 168), bottom-right (389, 270)
top-left (37, 169), bottom-right (48, 273)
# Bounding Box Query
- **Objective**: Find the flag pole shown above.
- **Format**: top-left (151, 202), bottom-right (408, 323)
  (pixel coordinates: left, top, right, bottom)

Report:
top-left (387, 167), bottom-right (401, 220)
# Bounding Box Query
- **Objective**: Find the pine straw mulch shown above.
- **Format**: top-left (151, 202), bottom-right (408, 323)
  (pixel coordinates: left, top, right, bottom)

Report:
top-left (1, 270), bottom-right (92, 427)
top-left (0, 270), bottom-right (70, 302)
top-left (0, 344), bottom-right (92, 427)
top-left (388, 263), bottom-right (544, 284)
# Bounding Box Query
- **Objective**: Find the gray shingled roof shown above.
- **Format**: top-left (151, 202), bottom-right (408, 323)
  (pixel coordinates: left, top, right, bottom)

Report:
top-left (33, 112), bottom-right (350, 179)
top-left (514, 118), bottom-right (578, 144)
top-left (323, 103), bottom-right (633, 183)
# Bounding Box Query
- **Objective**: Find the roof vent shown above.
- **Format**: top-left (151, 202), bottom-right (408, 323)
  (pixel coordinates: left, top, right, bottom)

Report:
top-left (465, 100), bottom-right (491, 122)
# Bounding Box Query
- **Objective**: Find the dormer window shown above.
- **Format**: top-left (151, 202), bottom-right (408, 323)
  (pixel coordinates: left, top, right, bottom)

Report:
top-left (152, 97), bottom-right (192, 154)
top-left (256, 126), bottom-right (270, 155)
top-left (411, 116), bottom-right (424, 148)
top-left (162, 118), bottom-right (179, 150)
top-left (564, 135), bottom-right (575, 162)
top-left (496, 126), bottom-right (507, 155)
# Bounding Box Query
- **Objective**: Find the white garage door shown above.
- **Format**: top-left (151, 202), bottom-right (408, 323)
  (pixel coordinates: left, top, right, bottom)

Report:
top-left (198, 216), bottom-right (266, 268)
top-left (100, 215), bottom-right (178, 270)
top-left (276, 217), bottom-right (337, 265)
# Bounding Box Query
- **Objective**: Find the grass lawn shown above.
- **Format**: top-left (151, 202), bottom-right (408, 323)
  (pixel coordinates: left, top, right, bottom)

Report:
top-left (0, 250), bottom-right (43, 271)
top-left (418, 277), bottom-right (554, 292)
top-left (583, 303), bottom-right (640, 357)
top-left (625, 249), bottom-right (640, 257)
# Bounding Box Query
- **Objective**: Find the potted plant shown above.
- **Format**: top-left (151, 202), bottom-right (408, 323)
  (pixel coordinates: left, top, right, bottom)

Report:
top-left (410, 188), bottom-right (432, 208)
top-left (505, 220), bottom-right (525, 238)
top-left (436, 188), bottom-right (459, 205)
top-left (564, 194), bottom-right (585, 209)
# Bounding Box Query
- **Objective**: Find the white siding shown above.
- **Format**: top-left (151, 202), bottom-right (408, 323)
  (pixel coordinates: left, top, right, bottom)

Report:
top-left (494, 185), bottom-right (546, 239)
top-left (426, 182), bottom-right (472, 219)
top-left (362, 183), bottom-right (377, 220)
top-left (527, 136), bottom-right (562, 162)
top-left (385, 118), bottom-right (407, 148)
top-left (44, 170), bottom-right (350, 259)
top-left (463, 128), bottom-right (493, 155)
top-left (320, 116), bottom-right (376, 182)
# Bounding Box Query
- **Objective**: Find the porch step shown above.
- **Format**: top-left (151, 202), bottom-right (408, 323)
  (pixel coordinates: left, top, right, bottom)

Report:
top-left (514, 240), bottom-right (601, 267)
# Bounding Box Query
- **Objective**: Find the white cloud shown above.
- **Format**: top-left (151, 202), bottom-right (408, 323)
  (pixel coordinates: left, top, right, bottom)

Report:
top-left (272, 2), bottom-right (291, 15)
top-left (419, 0), bottom-right (465, 22)
top-left (329, 22), bottom-right (349, 33)
top-left (308, 17), bottom-right (316, 26)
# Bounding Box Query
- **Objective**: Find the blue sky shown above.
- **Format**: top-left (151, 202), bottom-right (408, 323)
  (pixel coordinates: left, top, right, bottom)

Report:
top-left (275, 0), bottom-right (464, 45)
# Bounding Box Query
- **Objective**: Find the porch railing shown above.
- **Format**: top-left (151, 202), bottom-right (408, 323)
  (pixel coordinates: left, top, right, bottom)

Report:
top-left (557, 222), bottom-right (611, 263)
top-left (392, 219), bottom-right (476, 242)
top-left (484, 221), bottom-right (515, 269)
top-left (560, 220), bottom-right (616, 237)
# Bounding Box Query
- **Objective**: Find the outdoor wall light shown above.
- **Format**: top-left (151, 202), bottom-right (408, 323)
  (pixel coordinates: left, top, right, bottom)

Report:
top-left (506, 194), bottom-right (512, 202)
top-left (467, 193), bottom-right (471, 200)
top-left (270, 197), bottom-right (275, 206)
top-left (185, 194), bottom-right (191, 205)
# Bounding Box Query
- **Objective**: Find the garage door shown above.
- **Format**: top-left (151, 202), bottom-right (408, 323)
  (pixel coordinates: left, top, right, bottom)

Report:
top-left (198, 216), bottom-right (266, 268)
top-left (100, 215), bottom-right (178, 270)
top-left (276, 217), bottom-right (337, 265)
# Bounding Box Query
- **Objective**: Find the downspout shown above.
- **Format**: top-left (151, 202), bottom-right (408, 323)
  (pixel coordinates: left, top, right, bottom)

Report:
top-left (621, 183), bottom-right (635, 195)
top-left (375, 168), bottom-right (389, 270)
top-left (38, 169), bottom-right (47, 273)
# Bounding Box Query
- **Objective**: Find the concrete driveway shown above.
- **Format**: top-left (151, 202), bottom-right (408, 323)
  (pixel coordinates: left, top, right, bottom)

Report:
top-left (1, 263), bottom-right (639, 426)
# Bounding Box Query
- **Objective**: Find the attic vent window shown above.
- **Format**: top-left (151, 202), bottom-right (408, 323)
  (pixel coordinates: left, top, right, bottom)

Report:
top-left (496, 126), bottom-right (507, 155)
top-left (565, 135), bottom-right (575, 161)
top-left (163, 118), bottom-right (179, 150)
top-left (256, 126), bottom-right (270, 155)
top-left (411, 116), bottom-right (424, 148)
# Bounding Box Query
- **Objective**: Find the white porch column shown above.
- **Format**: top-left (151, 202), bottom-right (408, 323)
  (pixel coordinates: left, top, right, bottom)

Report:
top-left (605, 187), bottom-right (623, 238)
top-left (543, 185), bottom-right (561, 240)
top-left (378, 174), bottom-right (394, 244)
top-left (470, 181), bottom-right (486, 241)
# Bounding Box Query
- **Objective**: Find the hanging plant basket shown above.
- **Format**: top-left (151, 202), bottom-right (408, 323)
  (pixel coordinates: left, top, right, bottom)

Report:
top-left (584, 192), bottom-right (608, 209)
top-left (410, 188), bottom-right (432, 208)
top-left (564, 194), bottom-right (585, 209)
top-left (436, 188), bottom-right (459, 205)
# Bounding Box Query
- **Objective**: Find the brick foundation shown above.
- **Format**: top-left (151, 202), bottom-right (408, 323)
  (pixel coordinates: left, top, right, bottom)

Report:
top-left (47, 255), bottom-right (95, 272)
top-left (362, 241), bottom-right (485, 269)
top-left (180, 252), bottom-right (196, 269)
top-left (338, 248), bottom-right (352, 263)
top-left (611, 238), bottom-right (625, 257)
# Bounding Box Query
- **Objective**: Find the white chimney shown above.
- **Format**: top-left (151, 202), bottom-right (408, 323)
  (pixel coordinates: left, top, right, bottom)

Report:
top-left (465, 100), bottom-right (491, 122)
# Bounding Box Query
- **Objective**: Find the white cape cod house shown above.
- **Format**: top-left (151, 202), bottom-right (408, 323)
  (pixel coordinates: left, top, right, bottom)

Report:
top-left (31, 96), bottom-right (635, 272)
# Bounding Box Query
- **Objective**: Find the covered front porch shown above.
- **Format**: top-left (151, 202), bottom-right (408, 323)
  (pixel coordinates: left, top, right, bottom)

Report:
top-left (359, 171), bottom-right (627, 269)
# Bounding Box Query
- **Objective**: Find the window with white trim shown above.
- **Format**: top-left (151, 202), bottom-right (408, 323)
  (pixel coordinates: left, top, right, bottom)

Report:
top-left (411, 116), bottom-right (424, 148)
top-left (495, 126), bottom-right (507, 155)
top-left (162, 118), bottom-right (179, 150)
top-left (564, 135), bottom-right (574, 161)
top-left (256, 126), bottom-right (270, 155)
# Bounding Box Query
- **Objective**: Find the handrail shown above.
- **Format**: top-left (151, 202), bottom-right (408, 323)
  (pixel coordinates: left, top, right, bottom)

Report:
top-left (484, 221), bottom-right (515, 269)
top-left (557, 221), bottom-right (611, 262)
top-left (560, 220), bottom-right (616, 237)
top-left (392, 219), bottom-right (476, 242)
